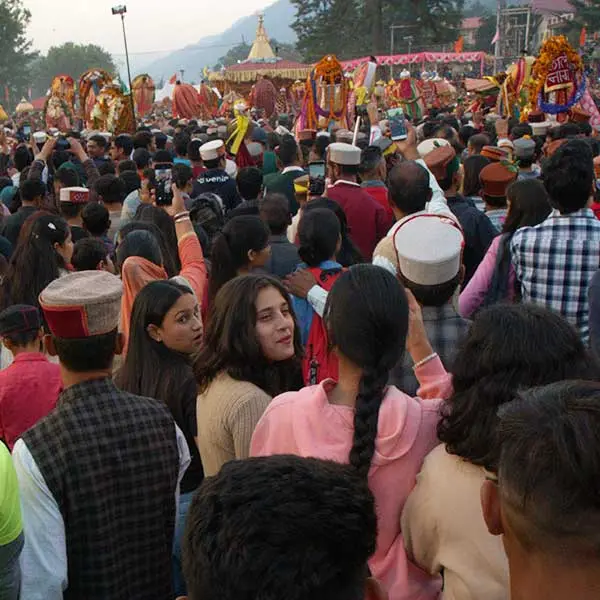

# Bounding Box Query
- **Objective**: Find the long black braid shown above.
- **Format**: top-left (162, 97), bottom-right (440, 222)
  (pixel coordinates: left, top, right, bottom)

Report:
top-left (325, 264), bottom-right (409, 480)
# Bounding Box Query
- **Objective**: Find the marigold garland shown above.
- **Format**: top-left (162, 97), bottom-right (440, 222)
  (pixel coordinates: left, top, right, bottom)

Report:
top-left (528, 36), bottom-right (583, 115)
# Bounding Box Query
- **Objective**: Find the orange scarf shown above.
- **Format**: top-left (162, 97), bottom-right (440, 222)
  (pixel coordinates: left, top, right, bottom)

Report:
top-left (120, 256), bottom-right (168, 350)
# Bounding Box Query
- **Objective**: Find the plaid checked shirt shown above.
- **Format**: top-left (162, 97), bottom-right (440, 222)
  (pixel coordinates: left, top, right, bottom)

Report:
top-left (389, 304), bottom-right (470, 395)
top-left (510, 208), bottom-right (600, 344)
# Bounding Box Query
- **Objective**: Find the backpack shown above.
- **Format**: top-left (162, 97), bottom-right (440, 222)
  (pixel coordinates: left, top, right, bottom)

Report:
top-left (302, 266), bottom-right (346, 386)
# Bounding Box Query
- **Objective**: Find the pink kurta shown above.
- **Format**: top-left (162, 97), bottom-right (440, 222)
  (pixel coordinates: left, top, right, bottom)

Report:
top-left (251, 357), bottom-right (452, 600)
top-left (458, 235), bottom-right (515, 318)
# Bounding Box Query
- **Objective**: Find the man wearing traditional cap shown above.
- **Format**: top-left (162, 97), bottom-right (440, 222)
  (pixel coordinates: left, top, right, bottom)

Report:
top-left (326, 142), bottom-right (391, 259)
top-left (480, 161), bottom-right (518, 232)
top-left (514, 136), bottom-right (540, 180)
top-left (194, 139), bottom-right (241, 212)
top-left (424, 142), bottom-right (497, 286)
top-left (0, 305), bottom-right (61, 450)
top-left (58, 186), bottom-right (90, 243)
top-left (388, 214), bottom-right (470, 394)
top-left (12, 271), bottom-right (190, 599)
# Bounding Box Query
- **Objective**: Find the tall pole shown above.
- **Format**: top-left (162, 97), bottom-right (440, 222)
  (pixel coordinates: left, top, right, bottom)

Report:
top-left (494, 0), bottom-right (502, 73)
top-left (390, 26), bottom-right (395, 80)
top-left (120, 13), bottom-right (136, 127)
top-left (525, 6), bottom-right (531, 54)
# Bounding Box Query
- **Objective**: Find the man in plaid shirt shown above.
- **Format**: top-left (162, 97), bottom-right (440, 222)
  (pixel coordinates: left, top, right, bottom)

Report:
top-left (511, 140), bottom-right (600, 344)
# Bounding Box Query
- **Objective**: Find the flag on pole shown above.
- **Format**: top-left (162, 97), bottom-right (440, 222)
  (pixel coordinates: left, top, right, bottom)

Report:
top-left (491, 28), bottom-right (500, 45)
top-left (168, 73), bottom-right (177, 84)
top-left (454, 35), bottom-right (464, 53)
top-left (4, 86), bottom-right (9, 104)
top-left (580, 27), bottom-right (587, 48)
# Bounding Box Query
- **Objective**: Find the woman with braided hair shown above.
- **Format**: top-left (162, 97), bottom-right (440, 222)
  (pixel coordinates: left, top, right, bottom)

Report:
top-left (251, 264), bottom-right (451, 600)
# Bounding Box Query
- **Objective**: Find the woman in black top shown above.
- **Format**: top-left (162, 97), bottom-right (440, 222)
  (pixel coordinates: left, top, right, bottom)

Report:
top-left (115, 279), bottom-right (203, 597)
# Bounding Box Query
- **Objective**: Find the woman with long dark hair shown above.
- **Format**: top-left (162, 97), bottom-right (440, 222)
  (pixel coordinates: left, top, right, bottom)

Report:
top-left (0, 212), bottom-right (73, 310)
top-left (115, 279), bottom-right (203, 597)
top-left (251, 265), bottom-right (451, 600)
top-left (195, 274), bottom-right (302, 477)
top-left (207, 215), bottom-right (270, 304)
top-left (462, 154), bottom-right (491, 211)
top-left (402, 304), bottom-right (599, 600)
top-left (303, 197), bottom-right (364, 266)
top-left (459, 178), bottom-right (551, 318)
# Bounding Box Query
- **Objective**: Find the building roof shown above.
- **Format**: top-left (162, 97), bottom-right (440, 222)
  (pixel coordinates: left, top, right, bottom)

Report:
top-left (461, 17), bottom-right (483, 31)
top-left (532, 0), bottom-right (573, 14)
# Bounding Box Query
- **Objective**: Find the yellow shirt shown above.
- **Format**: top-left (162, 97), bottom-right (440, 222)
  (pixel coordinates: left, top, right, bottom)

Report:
top-left (0, 442), bottom-right (22, 545)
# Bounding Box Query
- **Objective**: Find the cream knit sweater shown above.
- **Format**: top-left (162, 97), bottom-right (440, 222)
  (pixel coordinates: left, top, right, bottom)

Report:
top-left (196, 371), bottom-right (271, 477)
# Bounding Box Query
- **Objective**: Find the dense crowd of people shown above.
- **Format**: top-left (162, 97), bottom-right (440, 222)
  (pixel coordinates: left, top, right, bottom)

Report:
top-left (0, 97), bottom-right (600, 600)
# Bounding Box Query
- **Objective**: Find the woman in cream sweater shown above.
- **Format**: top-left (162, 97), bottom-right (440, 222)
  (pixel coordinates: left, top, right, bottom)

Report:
top-left (194, 274), bottom-right (302, 476)
top-left (401, 304), bottom-right (598, 600)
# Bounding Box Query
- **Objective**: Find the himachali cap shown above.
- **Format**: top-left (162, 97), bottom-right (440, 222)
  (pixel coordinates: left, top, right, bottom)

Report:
top-left (570, 106), bottom-right (590, 123)
top-left (479, 162), bottom-right (518, 197)
top-left (417, 137), bottom-right (450, 158)
top-left (546, 138), bottom-right (568, 157)
top-left (328, 142), bottom-right (361, 166)
top-left (251, 128), bottom-right (268, 144)
top-left (39, 271), bottom-right (123, 339)
top-left (298, 129), bottom-right (317, 142)
top-left (531, 121), bottom-right (552, 136)
top-left (480, 145), bottom-right (509, 162)
top-left (0, 304), bottom-right (41, 336)
top-left (200, 139), bottom-right (226, 161)
top-left (424, 144), bottom-right (457, 181)
top-left (393, 214), bottom-right (464, 286)
top-left (335, 129), bottom-right (354, 144)
top-left (59, 187), bottom-right (89, 204)
top-left (514, 136), bottom-right (536, 159)
top-left (33, 131), bottom-right (47, 144)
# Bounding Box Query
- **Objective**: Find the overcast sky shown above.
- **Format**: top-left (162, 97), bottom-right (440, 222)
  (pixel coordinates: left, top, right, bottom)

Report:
top-left (22, 0), bottom-right (278, 55)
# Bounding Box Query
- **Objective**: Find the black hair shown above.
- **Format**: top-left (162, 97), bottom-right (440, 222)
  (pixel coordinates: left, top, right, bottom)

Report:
top-left (59, 201), bottom-right (84, 220)
top-left (153, 149), bottom-right (173, 165)
top-left (20, 179), bottom-right (45, 203)
top-left (325, 265), bottom-right (408, 479)
top-left (298, 208), bottom-right (340, 266)
top-left (203, 157), bottom-right (221, 170)
top-left (388, 161), bottom-right (432, 214)
top-left (172, 163), bottom-right (193, 189)
top-left (359, 146), bottom-right (383, 176)
top-left (188, 139), bottom-right (202, 162)
top-left (119, 170), bottom-right (141, 196)
top-left (559, 122), bottom-right (580, 139)
top-left (53, 330), bottom-right (117, 372)
top-left (337, 164), bottom-right (359, 178)
top-left (304, 198), bottom-right (364, 267)
top-left (510, 123), bottom-right (533, 139)
top-left (55, 167), bottom-right (80, 188)
top-left (438, 304), bottom-right (599, 472)
top-left (208, 216), bottom-right (270, 303)
top-left (71, 237), bottom-right (108, 271)
top-left (133, 130), bottom-right (154, 150)
top-left (459, 125), bottom-right (477, 147)
top-left (182, 455), bottom-right (377, 600)
top-left (99, 160), bottom-right (116, 176)
top-left (236, 167), bottom-right (263, 201)
top-left (401, 273), bottom-right (461, 307)
top-left (195, 274), bottom-right (302, 397)
top-left (116, 230), bottom-right (163, 272)
top-left (3, 327), bottom-right (40, 348)
top-left (579, 121), bottom-right (593, 137)
top-left (174, 133), bottom-right (191, 157)
top-left (89, 134), bottom-right (108, 149)
top-left (542, 139), bottom-right (593, 214)
top-left (94, 174), bottom-right (125, 204)
top-left (117, 160), bottom-right (138, 176)
top-left (462, 154), bottom-right (491, 197)
top-left (155, 132), bottom-right (167, 150)
top-left (81, 202), bottom-right (110, 236)
top-left (132, 148), bottom-right (152, 170)
top-left (494, 380), bottom-right (600, 557)
top-left (468, 133), bottom-right (491, 154)
top-left (278, 135), bottom-right (299, 167)
top-left (114, 134), bottom-right (134, 156)
top-left (14, 145), bottom-right (32, 172)
top-left (1, 214), bottom-right (70, 311)
top-left (134, 204), bottom-right (181, 275)
top-left (259, 193), bottom-right (291, 236)
top-left (422, 120), bottom-right (441, 139)
top-left (313, 135), bottom-right (330, 160)
top-left (0, 177), bottom-right (12, 193)
top-left (116, 280), bottom-right (197, 410)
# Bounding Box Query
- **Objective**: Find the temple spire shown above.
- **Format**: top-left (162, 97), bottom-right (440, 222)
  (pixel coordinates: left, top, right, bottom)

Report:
top-left (247, 14), bottom-right (276, 61)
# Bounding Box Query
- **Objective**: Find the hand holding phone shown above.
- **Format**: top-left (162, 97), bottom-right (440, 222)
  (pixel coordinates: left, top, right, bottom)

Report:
top-left (308, 161), bottom-right (326, 179)
top-left (386, 108), bottom-right (408, 141)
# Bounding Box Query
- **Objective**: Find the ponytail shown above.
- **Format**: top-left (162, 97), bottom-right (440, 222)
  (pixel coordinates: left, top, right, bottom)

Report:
top-left (349, 365), bottom-right (389, 478)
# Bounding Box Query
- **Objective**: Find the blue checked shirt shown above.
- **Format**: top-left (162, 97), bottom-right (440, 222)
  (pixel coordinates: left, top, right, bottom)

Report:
top-left (510, 208), bottom-right (600, 344)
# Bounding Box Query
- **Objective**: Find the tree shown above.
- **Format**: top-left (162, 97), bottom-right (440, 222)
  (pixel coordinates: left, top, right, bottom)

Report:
top-left (473, 13), bottom-right (497, 51)
top-left (562, 0), bottom-right (600, 46)
top-left (291, 0), bottom-right (464, 60)
top-left (30, 43), bottom-right (116, 98)
top-left (0, 0), bottom-right (37, 108)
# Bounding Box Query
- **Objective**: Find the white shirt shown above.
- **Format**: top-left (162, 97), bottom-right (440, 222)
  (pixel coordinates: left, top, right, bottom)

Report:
top-left (13, 426), bottom-right (190, 600)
